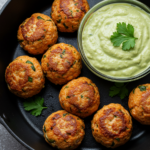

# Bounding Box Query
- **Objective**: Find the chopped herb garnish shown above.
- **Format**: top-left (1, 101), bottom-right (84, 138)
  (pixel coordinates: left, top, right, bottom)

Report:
top-left (47, 63), bottom-right (49, 67)
top-left (43, 55), bottom-right (46, 58)
top-left (31, 65), bottom-right (36, 71)
top-left (138, 85), bottom-right (146, 91)
top-left (69, 10), bottom-right (73, 17)
top-left (111, 141), bottom-right (115, 147)
top-left (44, 29), bottom-right (46, 31)
top-left (66, 96), bottom-right (70, 98)
top-left (68, 44), bottom-right (72, 47)
top-left (60, 54), bottom-right (63, 58)
top-left (57, 19), bottom-right (61, 23)
top-left (110, 22), bottom-right (138, 51)
top-left (26, 60), bottom-right (33, 65)
top-left (76, 10), bottom-right (79, 12)
top-left (37, 16), bottom-right (44, 20)
top-left (62, 50), bottom-right (66, 55)
top-left (115, 138), bottom-right (120, 142)
top-left (114, 115), bottom-right (117, 118)
top-left (64, 86), bottom-right (69, 89)
top-left (81, 95), bottom-right (83, 98)
top-left (26, 61), bottom-right (35, 71)
top-left (74, 3), bottom-right (78, 6)
top-left (47, 139), bottom-right (55, 143)
top-left (18, 39), bottom-right (23, 42)
top-left (63, 23), bottom-right (68, 29)
top-left (47, 19), bottom-right (51, 21)
top-left (22, 88), bottom-right (25, 92)
top-left (86, 97), bottom-right (90, 100)
top-left (28, 77), bottom-right (33, 82)
top-left (44, 126), bottom-right (46, 133)
top-left (133, 88), bottom-right (135, 93)
top-left (23, 96), bottom-right (47, 116)
top-left (109, 83), bottom-right (129, 100)
top-left (63, 113), bottom-right (69, 117)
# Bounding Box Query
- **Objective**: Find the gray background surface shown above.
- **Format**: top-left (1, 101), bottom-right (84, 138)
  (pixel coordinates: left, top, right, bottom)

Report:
top-left (0, 0), bottom-right (28, 149)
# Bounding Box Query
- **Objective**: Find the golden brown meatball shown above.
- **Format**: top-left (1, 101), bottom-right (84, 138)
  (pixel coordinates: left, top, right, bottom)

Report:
top-left (17, 13), bottom-right (58, 55)
top-left (5, 56), bottom-right (45, 98)
top-left (51, 0), bottom-right (90, 32)
top-left (43, 110), bottom-right (85, 150)
top-left (59, 77), bottom-right (100, 118)
top-left (128, 84), bottom-right (150, 125)
top-left (41, 43), bottom-right (82, 85)
top-left (91, 103), bottom-right (132, 148)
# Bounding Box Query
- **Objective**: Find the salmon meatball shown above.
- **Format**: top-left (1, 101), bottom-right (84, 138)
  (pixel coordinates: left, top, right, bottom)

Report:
top-left (17, 13), bottom-right (58, 55)
top-left (5, 56), bottom-right (45, 98)
top-left (41, 43), bottom-right (82, 85)
top-left (128, 84), bottom-right (150, 125)
top-left (43, 110), bottom-right (85, 150)
top-left (51, 0), bottom-right (90, 32)
top-left (91, 103), bottom-right (132, 148)
top-left (59, 77), bottom-right (100, 118)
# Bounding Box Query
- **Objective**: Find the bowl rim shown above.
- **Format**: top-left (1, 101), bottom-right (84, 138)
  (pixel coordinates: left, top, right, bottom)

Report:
top-left (77, 0), bottom-right (150, 82)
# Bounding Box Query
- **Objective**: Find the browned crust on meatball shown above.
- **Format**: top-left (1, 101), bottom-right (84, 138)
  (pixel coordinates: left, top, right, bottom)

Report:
top-left (91, 103), bottom-right (132, 148)
top-left (59, 77), bottom-right (100, 118)
top-left (51, 0), bottom-right (90, 32)
top-left (6, 62), bottom-right (30, 91)
top-left (5, 56), bottom-right (45, 98)
top-left (60, 0), bottom-right (86, 18)
top-left (100, 108), bottom-right (126, 138)
top-left (67, 81), bottom-right (95, 110)
top-left (48, 47), bottom-right (74, 74)
top-left (17, 13), bottom-right (58, 55)
top-left (43, 110), bottom-right (85, 150)
top-left (52, 114), bottom-right (77, 139)
top-left (41, 43), bottom-right (82, 85)
top-left (128, 84), bottom-right (150, 125)
top-left (21, 16), bottom-right (45, 41)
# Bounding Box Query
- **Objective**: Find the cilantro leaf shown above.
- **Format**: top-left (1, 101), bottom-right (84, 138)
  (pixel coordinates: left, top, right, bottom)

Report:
top-left (110, 22), bottom-right (138, 51)
top-left (23, 96), bottom-right (47, 116)
top-left (109, 83), bottom-right (129, 99)
top-left (120, 86), bottom-right (128, 100)
top-left (109, 86), bottom-right (120, 97)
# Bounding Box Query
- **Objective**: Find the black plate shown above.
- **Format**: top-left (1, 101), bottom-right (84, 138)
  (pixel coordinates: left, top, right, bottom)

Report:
top-left (0, 0), bottom-right (150, 150)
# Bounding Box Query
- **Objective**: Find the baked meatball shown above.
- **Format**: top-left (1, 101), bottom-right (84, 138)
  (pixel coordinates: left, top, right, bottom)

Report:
top-left (51, 0), bottom-right (90, 32)
top-left (43, 110), bottom-right (85, 150)
top-left (59, 77), bottom-right (100, 118)
top-left (41, 43), bottom-right (82, 85)
top-left (17, 13), bottom-right (58, 55)
top-left (5, 56), bottom-right (45, 98)
top-left (91, 103), bottom-right (132, 148)
top-left (128, 84), bottom-right (150, 125)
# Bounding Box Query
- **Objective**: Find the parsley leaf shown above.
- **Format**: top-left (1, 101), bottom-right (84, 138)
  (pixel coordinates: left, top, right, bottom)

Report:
top-left (109, 83), bottom-right (129, 99)
top-left (23, 96), bottom-right (47, 116)
top-left (110, 22), bottom-right (138, 51)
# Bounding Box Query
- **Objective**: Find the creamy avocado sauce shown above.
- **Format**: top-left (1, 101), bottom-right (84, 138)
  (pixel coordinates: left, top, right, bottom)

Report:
top-left (82, 3), bottom-right (150, 77)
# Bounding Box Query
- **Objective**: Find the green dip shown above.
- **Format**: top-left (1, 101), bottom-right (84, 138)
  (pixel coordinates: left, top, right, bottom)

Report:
top-left (82, 3), bottom-right (150, 77)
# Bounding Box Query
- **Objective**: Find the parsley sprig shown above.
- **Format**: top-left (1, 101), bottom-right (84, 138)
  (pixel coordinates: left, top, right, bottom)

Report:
top-left (109, 83), bottom-right (129, 100)
top-left (23, 96), bottom-right (47, 116)
top-left (110, 22), bottom-right (138, 51)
